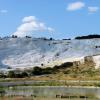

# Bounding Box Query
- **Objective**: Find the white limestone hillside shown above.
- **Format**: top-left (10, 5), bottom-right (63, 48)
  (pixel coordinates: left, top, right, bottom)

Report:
top-left (93, 55), bottom-right (100, 69)
top-left (0, 37), bottom-right (100, 70)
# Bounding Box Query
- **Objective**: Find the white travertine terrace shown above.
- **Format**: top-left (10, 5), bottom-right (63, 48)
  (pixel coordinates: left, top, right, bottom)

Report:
top-left (0, 37), bottom-right (100, 70)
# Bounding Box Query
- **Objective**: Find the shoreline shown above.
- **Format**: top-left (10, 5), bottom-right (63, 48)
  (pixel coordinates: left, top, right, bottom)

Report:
top-left (0, 80), bottom-right (100, 87)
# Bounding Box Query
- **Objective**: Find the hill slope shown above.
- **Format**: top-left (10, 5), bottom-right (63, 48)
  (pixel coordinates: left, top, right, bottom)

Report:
top-left (0, 37), bottom-right (100, 70)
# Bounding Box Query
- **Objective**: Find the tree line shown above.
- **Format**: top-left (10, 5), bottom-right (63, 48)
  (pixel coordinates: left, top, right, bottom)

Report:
top-left (75, 34), bottom-right (100, 39)
top-left (0, 62), bottom-right (73, 78)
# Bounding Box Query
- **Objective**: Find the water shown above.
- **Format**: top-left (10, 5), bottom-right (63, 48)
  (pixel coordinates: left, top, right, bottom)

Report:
top-left (0, 86), bottom-right (100, 100)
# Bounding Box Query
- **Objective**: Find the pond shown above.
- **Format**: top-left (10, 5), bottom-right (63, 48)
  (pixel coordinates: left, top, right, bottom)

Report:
top-left (0, 86), bottom-right (100, 100)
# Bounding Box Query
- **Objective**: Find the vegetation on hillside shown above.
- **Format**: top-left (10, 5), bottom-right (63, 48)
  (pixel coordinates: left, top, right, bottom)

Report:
top-left (0, 60), bottom-right (100, 80)
top-left (0, 62), bottom-right (73, 78)
top-left (75, 34), bottom-right (100, 39)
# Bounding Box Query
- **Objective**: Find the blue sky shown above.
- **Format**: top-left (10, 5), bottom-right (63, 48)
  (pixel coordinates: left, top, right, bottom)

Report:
top-left (0, 0), bottom-right (100, 39)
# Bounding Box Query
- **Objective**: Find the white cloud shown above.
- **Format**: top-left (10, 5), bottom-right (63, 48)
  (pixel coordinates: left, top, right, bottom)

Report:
top-left (66, 2), bottom-right (85, 11)
top-left (22, 16), bottom-right (36, 23)
top-left (0, 9), bottom-right (8, 14)
top-left (88, 7), bottom-right (99, 14)
top-left (13, 16), bottom-right (55, 37)
top-left (48, 27), bottom-right (55, 33)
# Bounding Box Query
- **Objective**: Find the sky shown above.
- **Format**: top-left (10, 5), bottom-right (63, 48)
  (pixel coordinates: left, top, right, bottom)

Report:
top-left (0, 0), bottom-right (100, 39)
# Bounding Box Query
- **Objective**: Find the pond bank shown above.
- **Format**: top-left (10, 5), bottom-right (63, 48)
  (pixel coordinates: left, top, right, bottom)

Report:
top-left (0, 80), bottom-right (100, 87)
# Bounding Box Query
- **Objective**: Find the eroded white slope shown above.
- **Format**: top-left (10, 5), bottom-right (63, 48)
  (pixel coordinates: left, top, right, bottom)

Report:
top-left (0, 37), bottom-right (100, 69)
top-left (93, 55), bottom-right (100, 69)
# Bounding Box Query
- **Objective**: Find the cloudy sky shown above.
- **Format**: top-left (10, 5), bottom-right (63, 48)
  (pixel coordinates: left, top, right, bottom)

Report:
top-left (0, 0), bottom-right (100, 39)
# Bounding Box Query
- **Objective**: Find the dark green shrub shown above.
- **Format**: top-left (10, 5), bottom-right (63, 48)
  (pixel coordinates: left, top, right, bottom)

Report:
top-left (21, 72), bottom-right (28, 77)
top-left (7, 71), bottom-right (15, 78)
top-left (75, 34), bottom-right (100, 39)
top-left (53, 62), bottom-right (73, 70)
top-left (32, 67), bottom-right (43, 75)
top-left (15, 73), bottom-right (23, 78)
top-left (0, 72), bottom-right (6, 78)
top-left (42, 67), bottom-right (53, 74)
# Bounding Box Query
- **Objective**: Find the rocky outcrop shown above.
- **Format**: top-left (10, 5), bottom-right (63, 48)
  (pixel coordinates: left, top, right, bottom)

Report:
top-left (72, 56), bottom-right (95, 68)
top-left (92, 55), bottom-right (100, 69)
top-left (84, 56), bottom-right (94, 63)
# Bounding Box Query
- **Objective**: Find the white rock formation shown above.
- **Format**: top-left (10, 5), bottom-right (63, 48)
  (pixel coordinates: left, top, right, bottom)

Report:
top-left (0, 37), bottom-right (100, 70)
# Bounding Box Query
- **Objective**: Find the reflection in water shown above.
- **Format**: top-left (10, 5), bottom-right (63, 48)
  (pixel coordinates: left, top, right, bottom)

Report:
top-left (0, 86), bottom-right (100, 100)
top-left (0, 97), bottom-right (99, 100)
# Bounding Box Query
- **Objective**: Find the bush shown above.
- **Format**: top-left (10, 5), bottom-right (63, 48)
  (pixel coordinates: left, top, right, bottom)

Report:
top-left (50, 38), bottom-right (53, 40)
top-left (12, 35), bottom-right (17, 38)
top-left (21, 72), bottom-right (28, 77)
top-left (53, 62), bottom-right (73, 70)
top-left (42, 67), bottom-right (53, 74)
top-left (32, 67), bottom-right (43, 75)
top-left (7, 71), bottom-right (15, 78)
top-left (7, 67), bottom-right (12, 69)
top-left (15, 73), bottom-right (23, 78)
top-left (0, 72), bottom-right (6, 78)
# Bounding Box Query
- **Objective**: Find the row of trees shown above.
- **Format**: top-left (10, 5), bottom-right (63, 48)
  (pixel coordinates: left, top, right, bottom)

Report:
top-left (1, 34), bottom-right (100, 40)
top-left (0, 62), bottom-right (73, 78)
top-left (0, 71), bottom-right (28, 78)
top-left (0, 35), bottom-right (55, 41)
top-left (0, 35), bottom-right (72, 40)
top-left (75, 34), bottom-right (100, 39)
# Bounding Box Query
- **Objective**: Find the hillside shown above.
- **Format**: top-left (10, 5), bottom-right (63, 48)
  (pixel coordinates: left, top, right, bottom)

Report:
top-left (0, 37), bottom-right (100, 71)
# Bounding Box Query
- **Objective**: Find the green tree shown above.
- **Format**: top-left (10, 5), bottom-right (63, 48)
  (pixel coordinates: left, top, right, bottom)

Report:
top-left (8, 71), bottom-right (15, 78)
top-left (32, 67), bottom-right (43, 75)
top-left (21, 72), bottom-right (28, 77)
